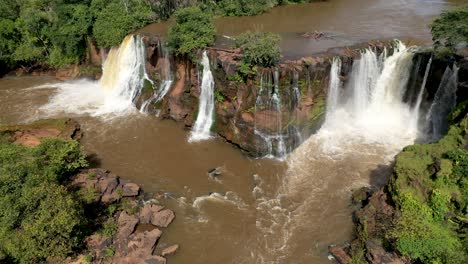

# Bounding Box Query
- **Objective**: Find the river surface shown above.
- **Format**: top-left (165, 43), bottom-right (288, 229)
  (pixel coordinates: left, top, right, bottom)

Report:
top-left (0, 1), bottom-right (464, 263)
top-left (139, 0), bottom-right (466, 58)
top-left (0, 76), bottom-right (394, 264)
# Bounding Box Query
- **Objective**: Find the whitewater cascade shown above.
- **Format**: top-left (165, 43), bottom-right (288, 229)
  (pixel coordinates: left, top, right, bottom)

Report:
top-left (38, 34), bottom-right (152, 118)
top-left (100, 34), bottom-right (151, 103)
top-left (140, 41), bottom-right (173, 114)
top-left (319, 41), bottom-right (421, 153)
top-left (426, 64), bottom-right (459, 139)
top-left (326, 57), bottom-right (342, 121)
top-left (410, 56), bottom-right (432, 129)
top-left (189, 51), bottom-right (215, 142)
top-left (254, 70), bottom-right (287, 159)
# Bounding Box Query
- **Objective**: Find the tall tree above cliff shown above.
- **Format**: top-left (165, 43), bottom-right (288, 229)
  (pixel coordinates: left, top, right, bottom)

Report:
top-left (167, 6), bottom-right (215, 56)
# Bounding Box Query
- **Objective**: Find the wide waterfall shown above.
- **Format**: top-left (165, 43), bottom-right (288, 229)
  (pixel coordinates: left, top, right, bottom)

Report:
top-left (189, 51), bottom-right (215, 142)
top-left (37, 35), bottom-right (152, 118)
top-left (318, 41), bottom-right (421, 154)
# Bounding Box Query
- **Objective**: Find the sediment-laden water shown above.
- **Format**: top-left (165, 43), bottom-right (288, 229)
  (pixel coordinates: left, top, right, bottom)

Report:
top-left (0, 1), bottom-right (463, 263)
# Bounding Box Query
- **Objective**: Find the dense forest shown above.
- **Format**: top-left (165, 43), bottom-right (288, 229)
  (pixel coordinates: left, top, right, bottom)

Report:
top-left (0, 0), bottom-right (318, 74)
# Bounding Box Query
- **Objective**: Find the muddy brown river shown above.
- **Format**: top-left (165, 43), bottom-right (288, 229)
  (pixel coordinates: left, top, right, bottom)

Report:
top-left (140, 0), bottom-right (467, 58)
top-left (1, 1), bottom-right (466, 263)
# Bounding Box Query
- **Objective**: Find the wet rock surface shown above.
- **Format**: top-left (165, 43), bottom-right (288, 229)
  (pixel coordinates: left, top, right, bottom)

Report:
top-left (158, 41), bottom-right (391, 157)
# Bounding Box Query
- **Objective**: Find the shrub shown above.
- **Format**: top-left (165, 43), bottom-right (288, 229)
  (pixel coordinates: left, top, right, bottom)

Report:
top-left (235, 31), bottom-right (281, 67)
top-left (431, 6), bottom-right (468, 56)
top-left (388, 105), bottom-right (468, 263)
top-left (168, 6), bottom-right (215, 56)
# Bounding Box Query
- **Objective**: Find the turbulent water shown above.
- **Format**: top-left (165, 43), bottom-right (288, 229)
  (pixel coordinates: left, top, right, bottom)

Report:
top-left (32, 35), bottom-right (153, 118)
top-left (189, 51), bottom-right (215, 142)
top-left (1, 13), bottom-right (461, 261)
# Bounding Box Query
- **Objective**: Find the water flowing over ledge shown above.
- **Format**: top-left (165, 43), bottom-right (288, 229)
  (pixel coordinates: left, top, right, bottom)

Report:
top-left (189, 51), bottom-right (215, 142)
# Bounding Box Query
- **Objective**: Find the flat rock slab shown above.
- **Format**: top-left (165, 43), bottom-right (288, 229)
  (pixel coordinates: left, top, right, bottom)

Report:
top-left (117, 211), bottom-right (139, 239)
top-left (139, 204), bottom-right (164, 224)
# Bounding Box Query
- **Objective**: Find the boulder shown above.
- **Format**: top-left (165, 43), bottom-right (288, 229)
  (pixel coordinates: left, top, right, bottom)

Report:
top-left (139, 204), bottom-right (165, 224)
top-left (117, 211), bottom-right (139, 239)
top-left (122, 182), bottom-right (141, 197)
top-left (127, 229), bottom-right (162, 255)
top-left (99, 175), bottom-right (120, 203)
top-left (161, 244), bottom-right (179, 257)
top-left (150, 209), bottom-right (175, 228)
top-left (329, 245), bottom-right (351, 264)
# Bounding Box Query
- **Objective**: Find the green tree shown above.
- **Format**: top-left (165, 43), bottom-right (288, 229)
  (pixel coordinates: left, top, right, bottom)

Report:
top-left (167, 6), bottom-right (215, 56)
top-left (235, 31), bottom-right (281, 67)
top-left (92, 0), bottom-right (154, 48)
top-left (0, 138), bottom-right (88, 263)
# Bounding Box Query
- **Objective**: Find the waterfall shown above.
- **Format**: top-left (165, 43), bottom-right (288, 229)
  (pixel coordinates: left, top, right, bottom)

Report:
top-left (254, 70), bottom-right (287, 159)
top-left (320, 41), bottom-right (420, 153)
top-left (38, 34), bottom-right (152, 118)
top-left (425, 64), bottom-right (459, 139)
top-left (326, 57), bottom-right (342, 121)
top-left (292, 71), bottom-right (301, 107)
top-left (410, 56), bottom-right (432, 129)
top-left (189, 51), bottom-right (215, 142)
top-left (140, 41), bottom-right (173, 114)
top-left (100, 35), bottom-right (151, 103)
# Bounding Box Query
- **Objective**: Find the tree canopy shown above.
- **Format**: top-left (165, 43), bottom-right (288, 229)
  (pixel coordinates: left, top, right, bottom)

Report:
top-left (167, 6), bottom-right (216, 56)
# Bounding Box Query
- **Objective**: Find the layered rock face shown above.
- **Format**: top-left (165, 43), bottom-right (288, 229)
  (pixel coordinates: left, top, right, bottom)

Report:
top-left (143, 37), bottom-right (389, 156)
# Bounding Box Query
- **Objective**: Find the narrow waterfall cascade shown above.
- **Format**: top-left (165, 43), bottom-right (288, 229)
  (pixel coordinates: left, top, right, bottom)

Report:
top-left (410, 56), bottom-right (432, 129)
top-left (326, 57), bottom-right (342, 121)
top-left (292, 71), bottom-right (301, 107)
top-left (319, 41), bottom-right (421, 154)
top-left (140, 42), bottom-right (174, 114)
top-left (425, 64), bottom-right (459, 139)
top-left (254, 70), bottom-right (288, 159)
top-left (189, 51), bottom-right (215, 142)
top-left (36, 34), bottom-right (152, 118)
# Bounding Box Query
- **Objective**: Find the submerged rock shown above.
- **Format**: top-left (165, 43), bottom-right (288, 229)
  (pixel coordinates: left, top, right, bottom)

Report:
top-left (208, 167), bottom-right (222, 177)
top-left (161, 244), bottom-right (179, 257)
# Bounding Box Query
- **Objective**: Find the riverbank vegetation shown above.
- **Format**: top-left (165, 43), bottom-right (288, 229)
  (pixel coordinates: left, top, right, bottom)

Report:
top-left (0, 136), bottom-right (88, 263)
top-left (431, 5), bottom-right (468, 57)
top-left (0, 0), bottom-right (321, 75)
top-left (388, 103), bottom-right (468, 263)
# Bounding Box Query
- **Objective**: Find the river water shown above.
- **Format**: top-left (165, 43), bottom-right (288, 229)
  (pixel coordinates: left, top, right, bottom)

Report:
top-left (0, 1), bottom-right (465, 263)
top-left (139, 0), bottom-right (466, 58)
